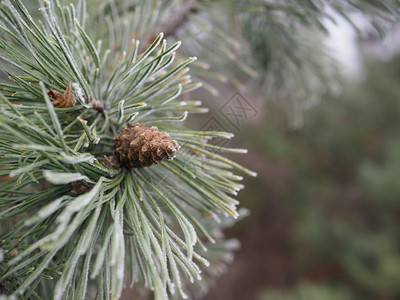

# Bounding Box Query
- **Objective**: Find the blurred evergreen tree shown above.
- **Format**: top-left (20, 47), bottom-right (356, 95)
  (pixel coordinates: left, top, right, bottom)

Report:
top-left (248, 55), bottom-right (400, 299)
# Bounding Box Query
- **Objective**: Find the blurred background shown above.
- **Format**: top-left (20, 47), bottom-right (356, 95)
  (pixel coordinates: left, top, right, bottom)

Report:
top-left (187, 21), bottom-right (400, 300)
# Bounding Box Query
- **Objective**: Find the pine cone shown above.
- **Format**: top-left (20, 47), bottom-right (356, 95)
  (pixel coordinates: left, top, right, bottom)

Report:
top-left (113, 123), bottom-right (180, 168)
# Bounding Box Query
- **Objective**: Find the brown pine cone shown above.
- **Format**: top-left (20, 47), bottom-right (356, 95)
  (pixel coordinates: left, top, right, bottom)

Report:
top-left (113, 123), bottom-right (180, 168)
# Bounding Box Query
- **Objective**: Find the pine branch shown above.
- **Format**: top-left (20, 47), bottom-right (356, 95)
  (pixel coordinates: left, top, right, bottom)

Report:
top-left (0, 1), bottom-right (255, 299)
top-left (141, 0), bottom-right (400, 104)
top-left (142, 0), bottom-right (210, 51)
top-left (156, 0), bottom-right (207, 39)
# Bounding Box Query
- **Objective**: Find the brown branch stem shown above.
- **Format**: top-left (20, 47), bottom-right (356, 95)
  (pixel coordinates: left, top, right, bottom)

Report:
top-left (144, 0), bottom-right (209, 48)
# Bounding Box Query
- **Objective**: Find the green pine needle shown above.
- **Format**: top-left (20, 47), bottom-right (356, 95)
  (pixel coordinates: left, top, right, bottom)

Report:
top-left (0, 0), bottom-right (254, 299)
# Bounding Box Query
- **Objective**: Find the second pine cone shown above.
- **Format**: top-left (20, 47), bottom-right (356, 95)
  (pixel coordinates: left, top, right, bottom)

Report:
top-left (114, 123), bottom-right (180, 168)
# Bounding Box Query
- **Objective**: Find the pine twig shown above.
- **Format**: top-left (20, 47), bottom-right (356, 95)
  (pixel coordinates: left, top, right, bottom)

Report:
top-left (144, 0), bottom-right (209, 48)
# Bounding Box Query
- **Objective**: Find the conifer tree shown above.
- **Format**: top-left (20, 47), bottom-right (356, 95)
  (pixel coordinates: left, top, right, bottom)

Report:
top-left (0, 0), bottom-right (398, 299)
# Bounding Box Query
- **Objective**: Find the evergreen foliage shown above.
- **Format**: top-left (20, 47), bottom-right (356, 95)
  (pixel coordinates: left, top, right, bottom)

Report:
top-left (0, 0), bottom-right (399, 299)
top-left (0, 1), bottom-right (254, 299)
